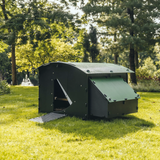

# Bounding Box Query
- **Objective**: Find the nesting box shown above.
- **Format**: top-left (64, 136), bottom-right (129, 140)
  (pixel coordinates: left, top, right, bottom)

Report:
top-left (38, 62), bottom-right (139, 120)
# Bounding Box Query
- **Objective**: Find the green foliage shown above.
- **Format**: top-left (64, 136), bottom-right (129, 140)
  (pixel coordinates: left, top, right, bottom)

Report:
top-left (0, 0), bottom-right (84, 73)
top-left (81, 25), bottom-right (100, 62)
top-left (1, 86), bottom-right (160, 159)
top-left (156, 55), bottom-right (160, 68)
top-left (136, 57), bottom-right (157, 80)
top-left (0, 42), bottom-right (11, 82)
top-left (154, 69), bottom-right (160, 78)
top-left (0, 41), bottom-right (8, 53)
top-left (154, 43), bottom-right (160, 69)
top-left (0, 80), bottom-right (10, 95)
top-left (0, 0), bottom-right (53, 85)
top-left (76, 0), bottom-right (160, 83)
top-left (132, 57), bottom-right (160, 92)
top-left (14, 37), bottom-right (82, 72)
top-left (131, 80), bottom-right (160, 92)
top-left (89, 25), bottom-right (99, 62)
top-left (100, 36), bottom-right (129, 66)
top-left (82, 32), bottom-right (90, 62)
top-left (0, 0), bottom-right (77, 84)
top-left (81, 0), bottom-right (160, 51)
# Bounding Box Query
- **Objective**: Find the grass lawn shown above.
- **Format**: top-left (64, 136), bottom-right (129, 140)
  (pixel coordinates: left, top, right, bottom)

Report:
top-left (0, 86), bottom-right (160, 160)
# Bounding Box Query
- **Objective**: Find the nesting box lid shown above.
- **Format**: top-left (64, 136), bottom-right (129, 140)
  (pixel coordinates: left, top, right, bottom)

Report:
top-left (90, 77), bottom-right (140, 103)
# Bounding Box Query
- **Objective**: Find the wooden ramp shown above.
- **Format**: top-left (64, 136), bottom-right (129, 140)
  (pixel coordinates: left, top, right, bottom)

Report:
top-left (30, 112), bottom-right (66, 123)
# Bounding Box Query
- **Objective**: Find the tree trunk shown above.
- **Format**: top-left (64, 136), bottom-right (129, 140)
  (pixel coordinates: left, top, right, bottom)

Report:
top-left (134, 50), bottom-right (139, 69)
top-left (130, 45), bottom-right (137, 84)
top-left (83, 50), bottom-right (89, 62)
top-left (114, 54), bottom-right (118, 64)
top-left (114, 32), bottom-right (118, 64)
top-left (92, 52), bottom-right (96, 62)
top-left (128, 7), bottom-right (137, 84)
top-left (11, 43), bottom-right (17, 85)
top-left (2, 0), bottom-right (17, 85)
top-left (0, 72), bottom-right (2, 80)
top-left (27, 70), bottom-right (29, 78)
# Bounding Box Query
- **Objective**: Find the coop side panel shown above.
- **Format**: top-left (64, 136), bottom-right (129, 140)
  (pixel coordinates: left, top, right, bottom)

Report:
top-left (89, 79), bottom-right (109, 118)
top-left (39, 66), bottom-right (54, 113)
top-left (50, 63), bottom-right (89, 118)
top-left (64, 67), bottom-right (89, 118)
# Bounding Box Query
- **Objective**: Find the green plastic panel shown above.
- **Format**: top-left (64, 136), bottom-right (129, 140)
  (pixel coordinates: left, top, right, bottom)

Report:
top-left (70, 62), bottom-right (133, 74)
top-left (38, 62), bottom-right (133, 74)
top-left (90, 77), bottom-right (139, 103)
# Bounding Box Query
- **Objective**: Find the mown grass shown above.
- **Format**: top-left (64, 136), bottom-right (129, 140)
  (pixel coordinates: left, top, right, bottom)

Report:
top-left (0, 86), bottom-right (160, 160)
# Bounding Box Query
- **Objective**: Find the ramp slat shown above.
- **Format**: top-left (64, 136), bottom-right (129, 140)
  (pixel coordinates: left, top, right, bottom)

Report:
top-left (30, 112), bottom-right (66, 123)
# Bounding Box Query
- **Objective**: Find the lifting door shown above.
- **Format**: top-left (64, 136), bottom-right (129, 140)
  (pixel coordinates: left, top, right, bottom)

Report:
top-left (54, 79), bottom-right (72, 111)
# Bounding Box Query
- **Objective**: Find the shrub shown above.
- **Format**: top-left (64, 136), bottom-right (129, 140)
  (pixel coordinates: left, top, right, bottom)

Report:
top-left (136, 67), bottom-right (152, 81)
top-left (135, 57), bottom-right (160, 90)
top-left (153, 69), bottom-right (160, 82)
top-left (130, 80), bottom-right (160, 92)
top-left (0, 80), bottom-right (10, 95)
top-left (136, 57), bottom-right (156, 81)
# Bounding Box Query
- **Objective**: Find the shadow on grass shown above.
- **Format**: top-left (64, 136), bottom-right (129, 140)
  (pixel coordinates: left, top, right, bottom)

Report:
top-left (36, 115), bottom-right (155, 140)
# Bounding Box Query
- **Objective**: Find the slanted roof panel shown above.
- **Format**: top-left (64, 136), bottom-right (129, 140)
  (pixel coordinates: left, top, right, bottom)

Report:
top-left (90, 77), bottom-right (139, 103)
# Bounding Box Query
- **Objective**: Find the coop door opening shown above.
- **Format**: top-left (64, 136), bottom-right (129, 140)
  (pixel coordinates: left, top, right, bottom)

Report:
top-left (54, 79), bottom-right (72, 111)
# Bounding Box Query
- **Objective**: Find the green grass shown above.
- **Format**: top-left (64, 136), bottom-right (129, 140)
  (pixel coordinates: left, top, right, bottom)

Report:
top-left (0, 86), bottom-right (160, 160)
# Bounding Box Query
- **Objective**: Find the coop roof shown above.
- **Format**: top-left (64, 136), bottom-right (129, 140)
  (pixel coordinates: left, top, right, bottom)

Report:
top-left (38, 62), bottom-right (133, 74)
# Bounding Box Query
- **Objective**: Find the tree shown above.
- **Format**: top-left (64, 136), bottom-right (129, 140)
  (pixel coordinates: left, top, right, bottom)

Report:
top-left (15, 37), bottom-right (82, 72)
top-left (0, 0), bottom-right (76, 84)
top-left (0, 0), bottom-right (44, 84)
top-left (70, 0), bottom-right (160, 84)
top-left (89, 25), bottom-right (99, 62)
top-left (1, 0), bottom-right (17, 84)
top-left (0, 41), bottom-right (11, 82)
top-left (100, 29), bottom-right (126, 64)
top-left (14, 15), bottom-right (83, 71)
top-left (80, 25), bottom-right (99, 62)
top-left (81, 31), bottom-right (90, 62)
